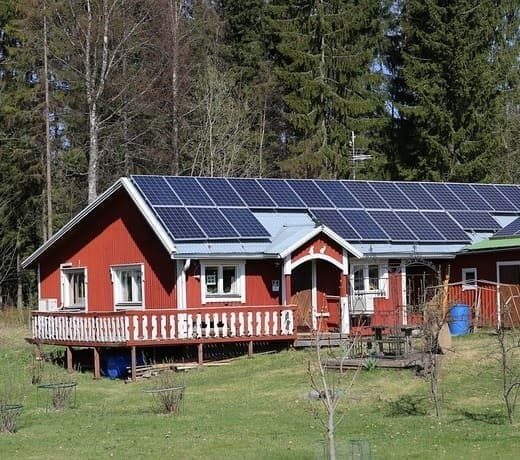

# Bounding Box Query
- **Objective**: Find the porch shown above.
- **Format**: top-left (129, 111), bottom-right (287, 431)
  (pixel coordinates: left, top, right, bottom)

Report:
top-left (30, 305), bottom-right (296, 380)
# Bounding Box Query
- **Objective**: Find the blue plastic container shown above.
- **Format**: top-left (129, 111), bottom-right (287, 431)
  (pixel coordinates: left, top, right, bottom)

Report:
top-left (448, 304), bottom-right (470, 336)
top-left (102, 351), bottom-right (143, 379)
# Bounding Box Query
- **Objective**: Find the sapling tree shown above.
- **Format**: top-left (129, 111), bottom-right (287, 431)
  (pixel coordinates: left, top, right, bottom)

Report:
top-left (496, 291), bottom-right (520, 424)
top-left (308, 324), bottom-right (361, 460)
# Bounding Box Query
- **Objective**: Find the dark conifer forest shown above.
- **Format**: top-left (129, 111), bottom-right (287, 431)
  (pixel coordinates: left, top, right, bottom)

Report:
top-left (0, 0), bottom-right (519, 305)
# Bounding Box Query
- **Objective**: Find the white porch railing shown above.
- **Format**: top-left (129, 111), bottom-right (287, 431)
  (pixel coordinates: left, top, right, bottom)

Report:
top-left (32, 306), bottom-right (296, 345)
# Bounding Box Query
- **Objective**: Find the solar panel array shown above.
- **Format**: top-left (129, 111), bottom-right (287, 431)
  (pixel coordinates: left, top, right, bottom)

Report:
top-left (493, 218), bottom-right (520, 237)
top-left (132, 175), bottom-right (520, 243)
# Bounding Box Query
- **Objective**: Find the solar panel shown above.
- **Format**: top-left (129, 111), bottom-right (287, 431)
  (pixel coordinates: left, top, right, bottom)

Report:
top-left (257, 179), bottom-right (305, 208)
top-left (164, 176), bottom-right (213, 206)
top-left (421, 183), bottom-right (468, 210)
top-left (132, 175), bottom-right (181, 206)
top-left (396, 183), bottom-right (442, 210)
top-left (197, 178), bottom-right (245, 206)
top-left (471, 184), bottom-right (516, 212)
top-left (310, 209), bottom-right (360, 240)
top-left (287, 180), bottom-right (333, 208)
top-left (445, 184), bottom-right (492, 211)
top-left (221, 208), bottom-right (270, 238)
top-left (493, 185), bottom-right (520, 211)
top-left (315, 181), bottom-right (362, 208)
top-left (342, 182), bottom-right (389, 209)
top-left (368, 210), bottom-right (416, 241)
top-left (423, 212), bottom-right (469, 241)
top-left (396, 211), bottom-right (444, 241)
top-left (228, 178), bottom-right (275, 207)
top-left (494, 217), bottom-right (520, 237)
top-left (450, 211), bottom-right (500, 231)
top-left (155, 207), bottom-right (205, 239)
top-left (188, 207), bottom-right (238, 238)
top-left (370, 182), bottom-right (416, 209)
top-left (340, 210), bottom-right (388, 240)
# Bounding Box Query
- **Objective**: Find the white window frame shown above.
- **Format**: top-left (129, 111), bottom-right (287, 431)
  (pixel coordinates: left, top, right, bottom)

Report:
top-left (60, 265), bottom-right (87, 310)
top-left (110, 264), bottom-right (145, 311)
top-left (351, 262), bottom-right (388, 296)
top-left (462, 267), bottom-right (477, 290)
top-left (201, 260), bottom-right (246, 304)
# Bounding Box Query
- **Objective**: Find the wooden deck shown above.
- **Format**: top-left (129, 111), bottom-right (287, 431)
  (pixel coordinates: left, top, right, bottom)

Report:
top-left (31, 305), bottom-right (296, 347)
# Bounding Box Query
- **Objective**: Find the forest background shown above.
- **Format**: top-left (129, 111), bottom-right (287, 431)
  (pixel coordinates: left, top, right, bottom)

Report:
top-left (0, 0), bottom-right (518, 307)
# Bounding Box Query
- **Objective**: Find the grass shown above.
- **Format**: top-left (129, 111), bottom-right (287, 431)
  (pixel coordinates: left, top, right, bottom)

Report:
top-left (0, 310), bottom-right (519, 459)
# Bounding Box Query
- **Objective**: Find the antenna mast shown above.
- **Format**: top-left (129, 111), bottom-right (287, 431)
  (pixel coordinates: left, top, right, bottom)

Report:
top-left (349, 131), bottom-right (372, 180)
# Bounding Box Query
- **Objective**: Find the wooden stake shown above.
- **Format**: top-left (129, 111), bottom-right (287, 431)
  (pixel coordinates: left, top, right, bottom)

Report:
top-left (131, 346), bottom-right (137, 382)
top-left (93, 347), bottom-right (100, 380)
top-left (197, 343), bottom-right (203, 364)
top-left (248, 340), bottom-right (254, 358)
top-left (66, 346), bottom-right (73, 373)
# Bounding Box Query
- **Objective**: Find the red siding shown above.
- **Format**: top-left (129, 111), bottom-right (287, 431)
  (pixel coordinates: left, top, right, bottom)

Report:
top-left (450, 249), bottom-right (520, 283)
top-left (372, 271), bottom-right (404, 326)
top-left (185, 260), bottom-right (282, 308)
top-left (292, 234), bottom-right (343, 266)
top-left (39, 189), bottom-right (176, 311)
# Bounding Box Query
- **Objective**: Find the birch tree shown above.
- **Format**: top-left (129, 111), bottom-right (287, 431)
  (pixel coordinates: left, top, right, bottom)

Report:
top-left (51, 0), bottom-right (150, 202)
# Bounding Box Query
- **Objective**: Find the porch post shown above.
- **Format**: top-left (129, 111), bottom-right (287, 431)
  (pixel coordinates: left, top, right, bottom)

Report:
top-left (66, 346), bottom-right (73, 373)
top-left (197, 343), bottom-right (204, 364)
top-left (93, 347), bottom-right (101, 379)
top-left (248, 340), bottom-right (254, 357)
top-left (130, 346), bottom-right (137, 382)
top-left (341, 250), bottom-right (350, 334)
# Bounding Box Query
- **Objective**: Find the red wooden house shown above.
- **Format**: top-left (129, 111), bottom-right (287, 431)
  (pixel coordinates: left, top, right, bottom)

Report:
top-left (23, 177), bottom-right (520, 378)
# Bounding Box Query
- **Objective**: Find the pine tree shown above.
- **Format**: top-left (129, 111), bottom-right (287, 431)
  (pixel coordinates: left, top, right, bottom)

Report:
top-left (0, 1), bottom-right (43, 307)
top-left (387, 0), bottom-right (513, 181)
top-left (270, 0), bottom-right (387, 179)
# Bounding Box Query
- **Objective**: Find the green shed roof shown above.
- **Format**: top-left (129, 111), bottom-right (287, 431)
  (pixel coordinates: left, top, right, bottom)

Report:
top-left (465, 237), bottom-right (520, 252)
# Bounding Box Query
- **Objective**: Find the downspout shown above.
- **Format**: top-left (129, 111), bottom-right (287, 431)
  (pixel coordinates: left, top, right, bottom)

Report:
top-left (176, 258), bottom-right (191, 309)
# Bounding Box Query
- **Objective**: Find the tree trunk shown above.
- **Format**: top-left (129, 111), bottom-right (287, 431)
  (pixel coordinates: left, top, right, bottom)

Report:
top-left (43, 2), bottom-right (53, 238)
top-left (327, 409), bottom-right (336, 460)
top-left (88, 102), bottom-right (99, 203)
top-left (169, 0), bottom-right (180, 175)
top-left (16, 230), bottom-right (23, 309)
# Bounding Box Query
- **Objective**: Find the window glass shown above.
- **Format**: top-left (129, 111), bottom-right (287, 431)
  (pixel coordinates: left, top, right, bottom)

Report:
top-left (69, 271), bottom-right (85, 306)
top-left (62, 268), bottom-right (86, 308)
top-left (368, 265), bottom-right (379, 290)
top-left (119, 269), bottom-right (142, 302)
top-left (462, 268), bottom-right (477, 289)
top-left (222, 266), bottom-right (236, 293)
top-left (205, 267), bottom-right (218, 294)
top-left (353, 267), bottom-right (364, 291)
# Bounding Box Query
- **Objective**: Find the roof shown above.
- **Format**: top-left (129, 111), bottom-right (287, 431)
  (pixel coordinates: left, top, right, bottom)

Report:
top-left (23, 175), bottom-right (520, 266)
top-left (464, 236), bottom-right (520, 252)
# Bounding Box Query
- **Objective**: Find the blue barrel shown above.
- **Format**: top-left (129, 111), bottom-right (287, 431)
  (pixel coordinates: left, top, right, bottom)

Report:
top-left (448, 304), bottom-right (470, 336)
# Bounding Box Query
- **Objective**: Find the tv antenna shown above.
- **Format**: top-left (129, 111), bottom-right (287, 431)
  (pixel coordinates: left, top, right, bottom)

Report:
top-left (349, 131), bottom-right (372, 180)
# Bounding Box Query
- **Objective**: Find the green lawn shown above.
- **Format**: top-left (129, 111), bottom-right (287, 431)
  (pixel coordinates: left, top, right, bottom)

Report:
top-left (1, 313), bottom-right (519, 459)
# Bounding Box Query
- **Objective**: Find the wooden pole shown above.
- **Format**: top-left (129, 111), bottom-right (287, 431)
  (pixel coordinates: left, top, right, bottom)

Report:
top-left (197, 343), bottom-right (203, 364)
top-left (93, 347), bottom-right (100, 380)
top-left (131, 346), bottom-right (137, 382)
top-left (248, 340), bottom-right (254, 358)
top-left (66, 346), bottom-right (73, 373)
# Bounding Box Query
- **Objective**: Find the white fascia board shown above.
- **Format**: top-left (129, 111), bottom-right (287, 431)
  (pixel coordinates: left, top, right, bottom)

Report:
top-left (278, 225), bottom-right (363, 259)
top-left (121, 178), bottom-right (176, 256)
top-left (22, 179), bottom-right (125, 268)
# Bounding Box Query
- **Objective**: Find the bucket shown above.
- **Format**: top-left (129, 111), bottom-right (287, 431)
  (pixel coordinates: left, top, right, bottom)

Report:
top-left (448, 304), bottom-right (470, 336)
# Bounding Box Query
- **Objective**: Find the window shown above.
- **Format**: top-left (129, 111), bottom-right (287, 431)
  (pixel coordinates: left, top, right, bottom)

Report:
top-left (61, 267), bottom-right (86, 309)
top-left (351, 263), bottom-right (387, 294)
top-left (111, 265), bottom-right (144, 310)
top-left (462, 268), bottom-right (477, 290)
top-left (201, 261), bottom-right (245, 303)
